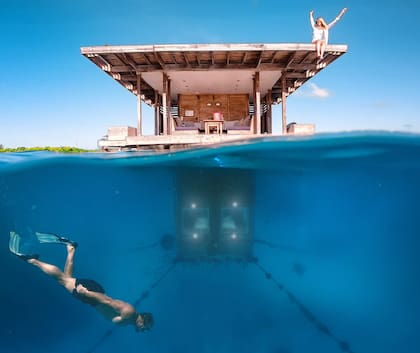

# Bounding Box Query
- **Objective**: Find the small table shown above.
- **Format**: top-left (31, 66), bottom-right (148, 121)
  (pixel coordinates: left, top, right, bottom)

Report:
top-left (204, 120), bottom-right (223, 134)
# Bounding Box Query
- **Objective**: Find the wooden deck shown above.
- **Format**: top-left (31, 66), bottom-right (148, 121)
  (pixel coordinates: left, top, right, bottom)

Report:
top-left (98, 133), bottom-right (272, 151)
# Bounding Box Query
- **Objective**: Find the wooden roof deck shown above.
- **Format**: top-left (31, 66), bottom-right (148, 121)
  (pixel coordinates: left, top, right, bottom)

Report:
top-left (80, 43), bottom-right (347, 104)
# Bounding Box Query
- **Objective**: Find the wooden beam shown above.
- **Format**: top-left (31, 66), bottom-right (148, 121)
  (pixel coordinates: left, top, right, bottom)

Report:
top-left (96, 54), bottom-right (112, 71)
top-left (116, 53), bottom-right (138, 71)
top-left (154, 90), bottom-right (160, 135)
top-left (284, 72), bottom-right (308, 79)
top-left (134, 63), bottom-right (289, 72)
top-left (254, 71), bottom-right (261, 135)
top-left (284, 52), bottom-right (298, 68)
top-left (281, 74), bottom-right (287, 134)
top-left (270, 51), bottom-right (278, 64)
top-left (154, 52), bottom-right (166, 69)
top-left (255, 52), bottom-right (263, 69)
top-left (110, 65), bottom-right (135, 73)
top-left (183, 53), bottom-right (190, 66)
top-left (162, 73), bottom-right (168, 135)
top-left (81, 43), bottom-right (347, 56)
top-left (142, 53), bottom-right (153, 65)
top-left (167, 78), bottom-right (172, 135)
top-left (242, 52), bottom-right (248, 64)
top-left (267, 89), bottom-right (273, 134)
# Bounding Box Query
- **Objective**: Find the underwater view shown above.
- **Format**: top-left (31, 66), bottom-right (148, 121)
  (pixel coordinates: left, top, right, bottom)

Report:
top-left (1, 132), bottom-right (419, 353)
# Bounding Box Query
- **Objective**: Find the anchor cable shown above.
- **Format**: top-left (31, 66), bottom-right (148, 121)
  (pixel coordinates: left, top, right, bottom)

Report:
top-left (85, 261), bottom-right (178, 353)
top-left (253, 259), bottom-right (355, 353)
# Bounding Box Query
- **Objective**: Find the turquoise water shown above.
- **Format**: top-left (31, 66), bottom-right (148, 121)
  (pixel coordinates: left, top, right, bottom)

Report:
top-left (1, 132), bottom-right (419, 353)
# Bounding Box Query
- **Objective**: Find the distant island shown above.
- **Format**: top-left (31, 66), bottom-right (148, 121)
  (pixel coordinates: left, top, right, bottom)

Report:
top-left (0, 145), bottom-right (95, 153)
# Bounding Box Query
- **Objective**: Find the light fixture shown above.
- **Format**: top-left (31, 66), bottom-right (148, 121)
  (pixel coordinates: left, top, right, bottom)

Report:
top-left (231, 233), bottom-right (237, 240)
top-left (206, 102), bottom-right (212, 106)
top-left (232, 201), bottom-right (238, 207)
top-left (192, 233), bottom-right (198, 239)
top-left (191, 203), bottom-right (196, 209)
top-left (215, 102), bottom-right (221, 107)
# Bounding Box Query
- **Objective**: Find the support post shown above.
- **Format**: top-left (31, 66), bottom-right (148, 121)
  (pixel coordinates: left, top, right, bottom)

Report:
top-left (254, 72), bottom-right (261, 134)
top-left (136, 73), bottom-right (142, 136)
top-left (162, 73), bottom-right (168, 135)
top-left (167, 78), bottom-right (172, 135)
top-left (267, 89), bottom-right (273, 134)
top-left (281, 74), bottom-right (287, 135)
top-left (154, 90), bottom-right (160, 135)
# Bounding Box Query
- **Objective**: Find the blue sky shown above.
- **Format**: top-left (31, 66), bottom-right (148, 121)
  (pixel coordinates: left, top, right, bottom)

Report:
top-left (1, 0), bottom-right (419, 149)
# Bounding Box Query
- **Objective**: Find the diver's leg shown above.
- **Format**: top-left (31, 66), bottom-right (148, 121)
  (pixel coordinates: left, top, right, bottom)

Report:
top-left (64, 244), bottom-right (75, 277)
top-left (27, 258), bottom-right (76, 293)
top-left (28, 258), bottom-right (64, 280)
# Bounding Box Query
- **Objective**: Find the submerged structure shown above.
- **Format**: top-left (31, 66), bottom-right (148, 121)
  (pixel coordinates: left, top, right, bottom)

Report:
top-left (81, 42), bottom-right (347, 151)
top-left (176, 169), bottom-right (254, 262)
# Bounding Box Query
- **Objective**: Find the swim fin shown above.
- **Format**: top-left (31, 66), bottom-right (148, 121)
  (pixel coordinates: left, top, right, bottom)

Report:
top-left (9, 231), bottom-right (23, 256)
top-left (9, 231), bottom-right (39, 261)
top-left (35, 231), bottom-right (78, 248)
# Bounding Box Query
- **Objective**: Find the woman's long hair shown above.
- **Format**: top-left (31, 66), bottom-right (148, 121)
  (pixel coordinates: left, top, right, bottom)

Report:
top-left (316, 17), bottom-right (328, 29)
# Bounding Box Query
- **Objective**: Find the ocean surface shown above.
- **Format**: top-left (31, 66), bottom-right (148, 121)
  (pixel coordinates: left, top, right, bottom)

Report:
top-left (1, 132), bottom-right (419, 353)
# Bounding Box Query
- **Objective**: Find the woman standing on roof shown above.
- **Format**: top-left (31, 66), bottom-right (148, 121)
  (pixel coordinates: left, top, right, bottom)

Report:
top-left (310, 8), bottom-right (347, 62)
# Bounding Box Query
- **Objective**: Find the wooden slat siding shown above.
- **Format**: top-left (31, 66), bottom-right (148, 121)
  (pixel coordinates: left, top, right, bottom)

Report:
top-left (179, 94), bottom-right (249, 122)
top-left (228, 94), bottom-right (249, 120)
top-left (199, 94), bottom-right (213, 120)
top-left (179, 95), bottom-right (199, 121)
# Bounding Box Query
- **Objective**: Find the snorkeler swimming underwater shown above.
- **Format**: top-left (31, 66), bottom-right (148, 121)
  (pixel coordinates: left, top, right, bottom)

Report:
top-left (9, 231), bottom-right (153, 332)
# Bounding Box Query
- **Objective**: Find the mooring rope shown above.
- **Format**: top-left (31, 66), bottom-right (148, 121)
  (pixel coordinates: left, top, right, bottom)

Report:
top-left (86, 261), bottom-right (178, 353)
top-left (253, 259), bottom-right (355, 353)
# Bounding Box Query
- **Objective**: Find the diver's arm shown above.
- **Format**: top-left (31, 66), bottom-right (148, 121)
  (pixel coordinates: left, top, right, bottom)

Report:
top-left (76, 284), bottom-right (113, 306)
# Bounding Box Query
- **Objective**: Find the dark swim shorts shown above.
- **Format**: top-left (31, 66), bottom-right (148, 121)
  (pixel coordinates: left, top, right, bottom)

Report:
top-left (72, 278), bottom-right (105, 306)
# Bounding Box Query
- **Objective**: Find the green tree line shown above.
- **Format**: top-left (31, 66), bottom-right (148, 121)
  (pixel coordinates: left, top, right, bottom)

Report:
top-left (0, 145), bottom-right (95, 153)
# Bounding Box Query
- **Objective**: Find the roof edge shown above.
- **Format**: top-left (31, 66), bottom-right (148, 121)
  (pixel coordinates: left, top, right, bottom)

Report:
top-left (80, 42), bottom-right (348, 55)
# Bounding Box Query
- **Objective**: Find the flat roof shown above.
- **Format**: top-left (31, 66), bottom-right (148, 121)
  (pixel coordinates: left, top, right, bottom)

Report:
top-left (80, 43), bottom-right (347, 103)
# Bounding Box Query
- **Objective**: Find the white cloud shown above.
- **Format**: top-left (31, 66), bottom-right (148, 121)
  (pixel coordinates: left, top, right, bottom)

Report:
top-left (296, 83), bottom-right (331, 99)
top-left (308, 83), bottom-right (330, 98)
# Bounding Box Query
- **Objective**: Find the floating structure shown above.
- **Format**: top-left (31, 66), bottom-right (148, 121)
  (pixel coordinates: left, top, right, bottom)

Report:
top-left (80, 43), bottom-right (347, 151)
